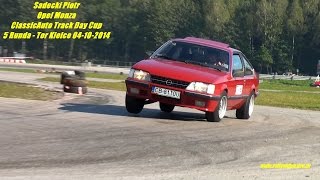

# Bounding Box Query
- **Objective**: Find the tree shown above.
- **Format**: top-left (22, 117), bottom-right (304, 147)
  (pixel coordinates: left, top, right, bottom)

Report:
top-left (203, 0), bottom-right (231, 40)
top-left (254, 0), bottom-right (289, 72)
top-left (0, 0), bottom-right (320, 74)
top-left (287, 0), bottom-right (304, 69)
top-left (301, 0), bottom-right (320, 74)
top-left (257, 45), bottom-right (273, 74)
top-left (232, 0), bottom-right (256, 60)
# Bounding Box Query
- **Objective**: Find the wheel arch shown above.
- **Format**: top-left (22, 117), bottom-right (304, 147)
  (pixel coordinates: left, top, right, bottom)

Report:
top-left (219, 83), bottom-right (228, 95)
top-left (250, 84), bottom-right (258, 97)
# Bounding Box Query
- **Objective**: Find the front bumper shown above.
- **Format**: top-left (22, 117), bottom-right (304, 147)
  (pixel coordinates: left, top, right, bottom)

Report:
top-left (125, 79), bottom-right (220, 112)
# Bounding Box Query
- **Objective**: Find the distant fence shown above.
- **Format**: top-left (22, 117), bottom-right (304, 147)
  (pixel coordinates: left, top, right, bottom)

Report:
top-left (100, 61), bottom-right (134, 67)
top-left (69, 60), bottom-right (135, 68)
top-left (260, 74), bottom-right (317, 81)
top-left (26, 60), bottom-right (135, 68)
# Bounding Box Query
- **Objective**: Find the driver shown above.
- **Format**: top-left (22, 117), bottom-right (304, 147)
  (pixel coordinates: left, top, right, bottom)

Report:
top-left (207, 53), bottom-right (229, 70)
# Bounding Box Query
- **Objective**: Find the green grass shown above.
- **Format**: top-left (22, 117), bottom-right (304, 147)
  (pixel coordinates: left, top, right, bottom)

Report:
top-left (0, 68), bottom-right (37, 73)
top-left (256, 91), bottom-right (320, 110)
top-left (40, 77), bottom-right (126, 91)
top-left (89, 80), bottom-right (126, 91)
top-left (85, 72), bottom-right (127, 80)
top-left (0, 81), bottom-right (61, 101)
top-left (251, 79), bottom-right (320, 110)
top-left (260, 79), bottom-right (317, 92)
top-left (0, 67), bottom-right (127, 80)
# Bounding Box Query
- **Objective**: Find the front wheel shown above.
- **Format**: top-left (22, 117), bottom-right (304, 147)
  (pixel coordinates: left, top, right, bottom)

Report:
top-left (159, 103), bottom-right (175, 113)
top-left (125, 95), bottom-right (145, 114)
top-left (206, 91), bottom-right (227, 122)
top-left (236, 92), bottom-right (255, 119)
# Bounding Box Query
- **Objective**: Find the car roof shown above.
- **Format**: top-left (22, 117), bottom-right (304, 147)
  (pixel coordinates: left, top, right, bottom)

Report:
top-left (231, 48), bottom-right (242, 54)
top-left (173, 37), bottom-right (237, 52)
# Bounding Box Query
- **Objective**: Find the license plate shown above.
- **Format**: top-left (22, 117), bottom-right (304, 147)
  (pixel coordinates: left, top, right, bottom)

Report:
top-left (152, 87), bottom-right (181, 99)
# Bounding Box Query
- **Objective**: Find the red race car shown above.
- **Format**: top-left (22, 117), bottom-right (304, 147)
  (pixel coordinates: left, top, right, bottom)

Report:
top-left (310, 76), bottom-right (320, 87)
top-left (125, 37), bottom-right (259, 122)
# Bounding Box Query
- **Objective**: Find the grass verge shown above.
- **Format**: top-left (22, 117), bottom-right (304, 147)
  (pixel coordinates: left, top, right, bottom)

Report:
top-left (0, 68), bottom-right (36, 73)
top-left (85, 73), bottom-right (127, 80)
top-left (256, 91), bottom-right (320, 110)
top-left (0, 81), bottom-right (61, 101)
top-left (0, 67), bottom-right (127, 80)
top-left (260, 79), bottom-right (318, 92)
top-left (39, 77), bottom-right (126, 91)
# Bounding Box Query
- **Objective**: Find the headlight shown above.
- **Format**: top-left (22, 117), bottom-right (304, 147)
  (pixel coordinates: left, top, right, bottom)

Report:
top-left (128, 69), bottom-right (151, 81)
top-left (186, 82), bottom-right (215, 94)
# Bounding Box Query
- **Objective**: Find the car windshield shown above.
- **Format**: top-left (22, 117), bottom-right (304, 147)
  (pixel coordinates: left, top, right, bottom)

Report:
top-left (151, 41), bottom-right (230, 71)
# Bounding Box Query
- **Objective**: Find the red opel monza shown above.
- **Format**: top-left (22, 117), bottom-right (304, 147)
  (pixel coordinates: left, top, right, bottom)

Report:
top-left (125, 37), bottom-right (259, 122)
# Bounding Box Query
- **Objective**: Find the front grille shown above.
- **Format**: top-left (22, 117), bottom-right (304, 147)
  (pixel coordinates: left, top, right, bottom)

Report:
top-left (151, 75), bottom-right (189, 89)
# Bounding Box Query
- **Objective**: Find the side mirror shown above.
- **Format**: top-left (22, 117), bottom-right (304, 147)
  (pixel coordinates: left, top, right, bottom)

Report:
top-left (233, 70), bottom-right (244, 77)
top-left (244, 69), bottom-right (254, 76)
top-left (255, 71), bottom-right (260, 79)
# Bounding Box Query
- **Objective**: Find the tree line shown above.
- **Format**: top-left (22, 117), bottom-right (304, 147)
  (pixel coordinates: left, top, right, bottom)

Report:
top-left (0, 0), bottom-right (320, 75)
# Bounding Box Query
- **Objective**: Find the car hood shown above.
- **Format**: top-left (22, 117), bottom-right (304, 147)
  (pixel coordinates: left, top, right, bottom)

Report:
top-left (133, 59), bottom-right (229, 84)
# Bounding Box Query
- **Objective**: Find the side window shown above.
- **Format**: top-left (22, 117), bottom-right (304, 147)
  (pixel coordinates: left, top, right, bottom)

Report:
top-left (232, 54), bottom-right (244, 77)
top-left (242, 56), bottom-right (254, 76)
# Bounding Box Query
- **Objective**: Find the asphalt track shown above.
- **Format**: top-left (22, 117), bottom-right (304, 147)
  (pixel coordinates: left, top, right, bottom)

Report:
top-left (0, 71), bottom-right (319, 179)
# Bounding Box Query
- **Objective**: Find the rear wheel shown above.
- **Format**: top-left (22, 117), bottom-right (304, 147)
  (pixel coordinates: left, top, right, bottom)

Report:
top-left (236, 91), bottom-right (255, 119)
top-left (159, 103), bottom-right (175, 113)
top-left (206, 91), bottom-right (227, 122)
top-left (125, 95), bottom-right (145, 114)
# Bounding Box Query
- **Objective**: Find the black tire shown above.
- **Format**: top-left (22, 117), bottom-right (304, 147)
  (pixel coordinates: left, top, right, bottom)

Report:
top-left (125, 94), bottom-right (145, 114)
top-left (74, 70), bottom-right (86, 79)
top-left (63, 85), bottom-right (88, 94)
top-left (236, 91), bottom-right (255, 119)
top-left (61, 71), bottom-right (86, 84)
top-left (159, 103), bottom-right (175, 113)
top-left (206, 91), bottom-right (227, 122)
top-left (64, 78), bottom-right (88, 87)
top-left (61, 72), bottom-right (74, 84)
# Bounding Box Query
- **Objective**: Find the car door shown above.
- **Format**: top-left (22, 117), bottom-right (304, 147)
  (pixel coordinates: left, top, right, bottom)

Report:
top-left (228, 53), bottom-right (245, 108)
top-left (240, 53), bottom-right (255, 96)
